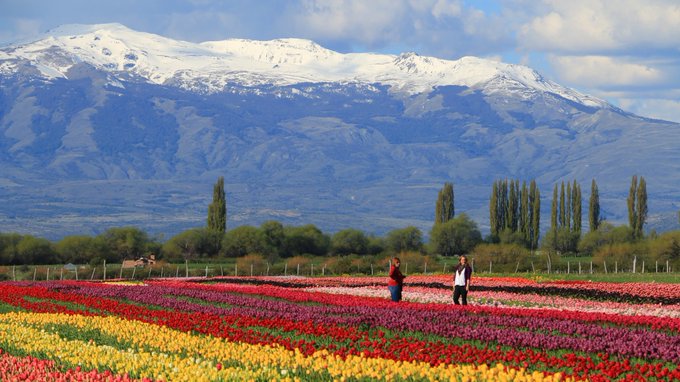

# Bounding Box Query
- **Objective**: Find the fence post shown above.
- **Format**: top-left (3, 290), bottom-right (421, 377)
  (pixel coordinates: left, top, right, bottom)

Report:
top-left (590, 262), bottom-right (593, 274)
top-left (206, 265), bottom-right (210, 278)
top-left (91, 268), bottom-right (96, 280)
top-left (284, 262), bottom-right (288, 276)
top-left (578, 261), bottom-right (582, 274)
top-left (46, 267), bottom-right (50, 281)
top-left (567, 261), bottom-right (570, 274)
top-left (33, 268), bottom-right (37, 281)
top-left (175, 267), bottom-right (179, 278)
top-left (266, 263), bottom-right (270, 276)
top-left (322, 264), bottom-right (326, 276)
top-left (656, 261), bottom-right (658, 273)
top-left (160, 266), bottom-right (164, 278)
top-left (119, 265), bottom-right (123, 279)
top-left (185, 260), bottom-right (189, 278)
top-left (667, 260), bottom-right (670, 273)
top-left (642, 261), bottom-right (645, 273)
top-left (489, 261), bottom-right (492, 274)
top-left (148, 266), bottom-right (153, 278)
top-left (235, 264), bottom-right (238, 276)
top-left (615, 261), bottom-right (618, 273)
top-left (221, 265), bottom-right (224, 277)
top-left (60, 268), bottom-right (64, 280)
top-left (297, 263), bottom-right (300, 276)
top-left (311, 264), bottom-right (314, 277)
top-left (632, 256), bottom-right (637, 273)
top-left (75, 266), bottom-right (78, 281)
top-left (13, 265), bottom-right (16, 281)
top-left (604, 261), bottom-right (608, 274)
top-left (131, 267), bottom-right (135, 280)
top-left (405, 263), bottom-right (408, 274)
top-left (103, 260), bottom-right (107, 281)
top-left (531, 262), bottom-right (535, 273)
top-left (443, 263), bottom-right (447, 274)
top-left (370, 263), bottom-right (373, 275)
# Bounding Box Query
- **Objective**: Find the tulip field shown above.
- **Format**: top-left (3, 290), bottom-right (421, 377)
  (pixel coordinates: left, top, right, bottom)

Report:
top-left (0, 275), bottom-right (679, 381)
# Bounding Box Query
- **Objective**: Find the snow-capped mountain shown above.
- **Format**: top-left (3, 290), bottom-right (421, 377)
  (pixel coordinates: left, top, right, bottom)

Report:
top-left (2, 23), bottom-right (605, 105)
top-left (0, 23), bottom-right (678, 239)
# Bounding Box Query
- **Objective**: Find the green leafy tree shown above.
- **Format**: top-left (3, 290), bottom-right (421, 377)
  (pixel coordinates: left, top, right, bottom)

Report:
top-left (550, 185), bottom-right (558, 236)
top-left (163, 228), bottom-right (222, 261)
top-left (260, 220), bottom-right (285, 255)
top-left (573, 180), bottom-right (582, 235)
top-left (519, 181), bottom-right (529, 243)
top-left (435, 182), bottom-right (454, 224)
top-left (207, 176), bottom-right (227, 233)
top-left (589, 179), bottom-right (600, 232)
top-left (221, 226), bottom-right (270, 258)
top-left (628, 175), bottom-right (638, 234)
top-left (16, 236), bottom-right (56, 265)
top-left (636, 177), bottom-right (647, 238)
top-left (56, 236), bottom-right (98, 264)
top-left (385, 226), bottom-right (423, 253)
top-left (529, 180), bottom-right (540, 250)
top-left (98, 227), bottom-right (151, 262)
top-left (429, 213), bottom-right (482, 256)
top-left (281, 224), bottom-right (330, 257)
top-left (559, 182), bottom-right (566, 228)
top-left (331, 228), bottom-right (369, 256)
top-left (0, 233), bottom-right (22, 265)
top-left (489, 181), bottom-right (499, 237)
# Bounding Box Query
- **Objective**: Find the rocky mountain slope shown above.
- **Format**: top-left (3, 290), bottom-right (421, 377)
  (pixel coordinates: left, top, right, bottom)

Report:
top-left (1, 23), bottom-right (678, 239)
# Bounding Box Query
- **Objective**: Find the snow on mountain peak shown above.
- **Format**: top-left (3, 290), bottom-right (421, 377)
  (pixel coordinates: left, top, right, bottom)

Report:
top-left (0, 23), bottom-right (606, 107)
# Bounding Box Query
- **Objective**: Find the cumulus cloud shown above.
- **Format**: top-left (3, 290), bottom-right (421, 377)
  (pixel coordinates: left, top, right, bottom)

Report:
top-left (550, 55), bottom-right (665, 89)
top-left (519, 0), bottom-right (680, 54)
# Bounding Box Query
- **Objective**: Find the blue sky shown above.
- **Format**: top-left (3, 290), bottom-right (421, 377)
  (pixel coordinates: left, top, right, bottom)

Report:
top-left (2, 0), bottom-right (680, 123)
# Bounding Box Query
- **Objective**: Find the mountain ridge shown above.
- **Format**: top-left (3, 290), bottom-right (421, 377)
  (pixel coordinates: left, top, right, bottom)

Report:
top-left (0, 24), bottom-right (679, 240)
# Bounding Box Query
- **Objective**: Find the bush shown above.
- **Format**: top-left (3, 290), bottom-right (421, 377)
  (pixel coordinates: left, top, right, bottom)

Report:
top-left (470, 243), bottom-right (531, 273)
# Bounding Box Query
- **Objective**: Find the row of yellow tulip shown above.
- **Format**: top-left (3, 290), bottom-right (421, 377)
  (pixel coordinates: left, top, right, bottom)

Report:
top-left (0, 312), bottom-right (575, 381)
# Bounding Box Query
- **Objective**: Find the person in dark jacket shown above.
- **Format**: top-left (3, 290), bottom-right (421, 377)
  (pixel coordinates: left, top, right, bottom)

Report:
top-left (453, 255), bottom-right (472, 305)
top-left (388, 257), bottom-right (405, 302)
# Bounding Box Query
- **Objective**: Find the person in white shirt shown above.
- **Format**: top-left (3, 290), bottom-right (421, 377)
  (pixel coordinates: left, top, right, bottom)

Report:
top-left (453, 255), bottom-right (472, 305)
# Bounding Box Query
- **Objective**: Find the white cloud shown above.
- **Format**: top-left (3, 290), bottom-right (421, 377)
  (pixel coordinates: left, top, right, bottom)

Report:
top-left (519, 0), bottom-right (680, 53)
top-left (618, 97), bottom-right (680, 123)
top-left (550, 55), bottom-right (665, 88)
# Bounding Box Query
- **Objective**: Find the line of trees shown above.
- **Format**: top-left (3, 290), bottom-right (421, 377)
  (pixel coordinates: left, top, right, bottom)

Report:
top-left (1, 175), bottom-right (676, 274)
top-left (488, 179), bottom-right (540, 249)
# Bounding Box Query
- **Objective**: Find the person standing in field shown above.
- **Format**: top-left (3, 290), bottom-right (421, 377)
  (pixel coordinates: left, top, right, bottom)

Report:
top-left (453, 255), bottom-right (472, 305)
top-left (388, 257), bottom-right (405, 302)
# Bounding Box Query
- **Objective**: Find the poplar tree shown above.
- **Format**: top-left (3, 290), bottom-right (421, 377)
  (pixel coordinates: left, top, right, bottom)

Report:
top-left (573, 181), bottom-right (582, 235)
top-left (566, 182), bottom-right (572, 231)
top-left (520, 181), bottom-right (529, 243)
top-left (559, 182), bottom-right (566, 228)
top-left (636, 177), bottom-right (647, 238)
top-left (490, 181), bottom-right (499, 237)
top-left (435, 182), bottom-right (454, 224)
top-left (589, 179), bottom-right (600, 232)
top-left (627, 175), bottom-right (638, 234)
top-left (507, 180), bottom-right (518, 231)
top-left (530, 181), bottom-right (540, 250)
top-left (551, 185), bottom-right (558, 232)
top-left (207, 176), bottom-right (227, 233)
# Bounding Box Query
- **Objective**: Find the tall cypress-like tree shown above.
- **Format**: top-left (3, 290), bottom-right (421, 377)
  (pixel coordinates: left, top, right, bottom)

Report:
top-left (435, 182), bottom-right (454, 224)
top-left (627, 175), bottom-right (638, 234)
top-left (589, 179), bottom-right (600, 232)
top-left (520, 181), bottom-right (529, 242)
top-left (559, 182), bottom-right (566, 228)
top-left (207, 176), bottom-right (227, 233)
top-left (507, 179), bottom-right (518, 231)
top-left (530, 181), bottom-right (540, 250)
top-left (566, 182), bottom-right (572, 231)
top-left (636, 177), bottom-right (647, 238)
top-left (551, 185), bottom-right (558, 233)
top-left (490, 181), bottom-right (499, 237)
top-left (573, 180), bottom-right (582, 235)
